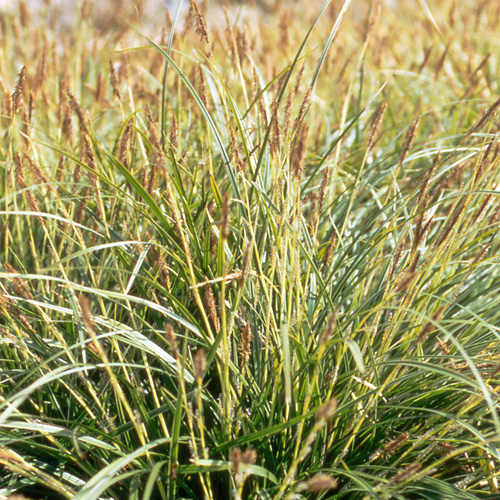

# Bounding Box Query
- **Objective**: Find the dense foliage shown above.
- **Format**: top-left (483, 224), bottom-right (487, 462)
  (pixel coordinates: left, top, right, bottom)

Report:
top-left (1, 0), bottom-right (500, 498)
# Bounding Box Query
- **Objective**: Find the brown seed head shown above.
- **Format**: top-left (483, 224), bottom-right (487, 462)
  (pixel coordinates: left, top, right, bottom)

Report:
top-left (320, 312), bottom-right (336, 346)
top-left (292, 124), bottom-right (309, 181)
top-left (15, 153), bottom-right (42, 220)
top-left (164, 323), bottom-right (178, 360)
top-left (229, 124), bottom-right (244, 172)
top-left (119, 52), bottom-right (130, 84)
top-left (224, 7), bottom-right (240, 68)
top-left (78, 294), bottom-right (93, 330)
top-left (75, 186), bottom-right (90, 224)
top-left (191, 1), bottom-right (213, 58)
top-left (382, 432), bottom-right (410, 455)
top-left (231, 447), bottom-right (241, 475)
top-left (293, 63), bottom-right (306, 97)
top-left (24, 152), bottom-right (49, 186)
top-left (299, 474), bottom-right (338, 493)
top-left (109, 60), bottom-right (121, 101)
top-left (220, 192), bottom-right (230, 241)
top-left (368, 102), bottom-right (387, 150)
top-left (237, 25), bottom-right (252, 61)
top-left (270, 99), bottom-right (282, 157)
top-left (198, 63), bottom-right (208, 109)
top-left (467, 96), bottom-right (500, 138)
top-left (204, 281), bottom-right (220, 332)
top-left (170, 113), bottom-right (178, 151)
top-left (18, 0), bottom-right (31, 28)
top-left (292, 86), bottom-right (312, 137)
top-left (389, 463), bottom-right (421, 485)
top-left (61, 103), bottom-right (74, 149)
top-left (398, 117), bottom-right (420, 172)
top-left (283, 89), bottom-right (295, 142)
top-left (240, 320), bottom-right (252, 371)
top-left (193, 348), bottom-right (206, 382)
top-left (4, 262), bottom-right (34, 301)
top-left (316, 398), bottom-right (337, 421)
top-left (119, 118), bottom-right (134, 167)
top-left (241, 448), bottom-right (257, 465)
top-left (65, 86), bottom-right (88, 135)
top-left (11, 66), bottom-right (26, 116)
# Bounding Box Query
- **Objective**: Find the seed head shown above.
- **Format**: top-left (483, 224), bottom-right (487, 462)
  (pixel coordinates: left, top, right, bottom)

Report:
top-left (109, 60), bottom-right (121, 101)
top-left (240, 320), bottom-right (252, 371)
top-left (193, 348), bottom-right (206, 382)
top-left (164, 323), bottom-right (178, 361)
top-left (78, 294), bottom-right (93, 331)
top-left (298, 474), bottom-right (338, 493)
top-left (292, 86), bottom-right (312, 137)
top-left (389, 463), bottom-right (422, 485)
top-left (204, 281), bottom-right (220, 332)
top-left (316, 398), bottom-right (337, 421)
top-left (11, 66), bottom-right (26, 116)
top-left (220, 192), bottom-right (230, 241)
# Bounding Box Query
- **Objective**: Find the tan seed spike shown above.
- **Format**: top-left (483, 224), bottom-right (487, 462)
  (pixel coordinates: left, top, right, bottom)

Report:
top-left (283, 90), bottom-right (295, 142)
top-left (317, 165), bottom-right (330, 218)
top-left (109, 60), bottom-right (121, 101)
top-left (418, 46), bottom-right (433, 73)
top-left (368, 102), bottom-right (387, 150)
top-left (466, 95), bottom-right (500, 139)
top-left (320, 312), bottom-right (336, 346)
top-left (292, 86), bottom-right (312, 137)
top-left (191, 1), bottom-right (214, 59)
top-left (204, 281), bottom-right (220, 332)
top-left (78, 294), bottom-right (94, 331)
top-left (170, 113), bottom-right (178, 151)
top-left (316, 398), bottom-right (337, 421)
top-left (301, 474), bottom-right (338, 493)
top-left (240, 321), bottom-right (252, 372)
top-left (193, 348), bottom-right (206, 382)
top-left (241, 448), bottom-right (257, 465)
top-left (74, 186), bottom-right (90, 224)
top-left (119, 52), bottom-right (129, 84)
top-left (61, 103), bottom-right (74, 149)
top-left (11, 66), bottom-right (26, 116)
top-left (293, 63), bottom-right (306, 96)
top-left (397, 117), bottom-right (420, 173)
top-left (224, 7), bottom-right (240, 68)
top-left (24, 152), bottom-right (50, 188)
top-left (322, 234), bottom-right (336, 269)
top-left (258, 92), bottom-right (268, 129)
top-left (198, 64), bottom-right (208, 109)
top-left (270, 99), bottom-right (282, 158)
top-left (34, 46), bottom-right (47, 93)
top-left (435, 43), bottom-right (449, 79)
top-left (231, 448), bottom-right (241, 476)
top-left (119, 118), bottom-right (134, 167)
top-left (292, 124), bottom-right (309, 181)
top-left (0, 77), bottom-right (12, 117)
top-left (389, 463), bottom-right (422, 485)
top-left (382, 432), bottom-right (409, 455)
top-left (145, 105), bottom-right (162, 155)
top-left (18, 0), bottom-right (31, 28)
top-left (65, 85), bottom-right (88, 135)
top-left (95, 71), bottom-right (103, 103)
top-left (15, 153), bottom-right (42, 222)
top-left (229, 124), bottom-right (244, 172)
top-left (4, 261), bottom-right (34, 301)
top-left (237, 25), bottom-right (252, 62)
top-left (220, 192), bottom-right (230, 241)
top-left (165, 323), bottom-right (178, 361)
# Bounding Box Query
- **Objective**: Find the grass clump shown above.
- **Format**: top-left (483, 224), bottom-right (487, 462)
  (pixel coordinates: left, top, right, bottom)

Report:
top-left (1, 0), bottom-right (500, 498)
